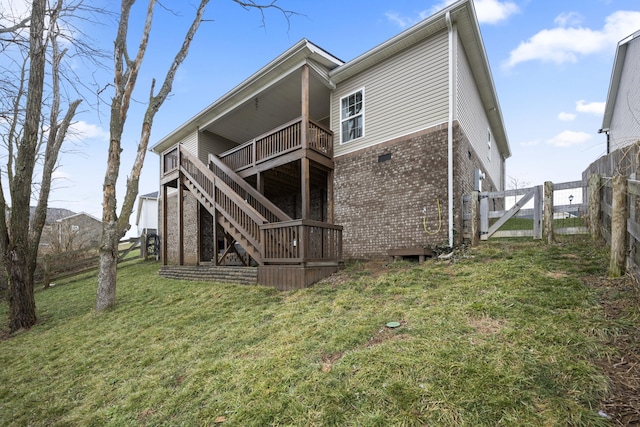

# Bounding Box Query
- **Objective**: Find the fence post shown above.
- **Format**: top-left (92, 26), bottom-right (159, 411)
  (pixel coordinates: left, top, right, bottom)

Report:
top-left (588, 174), bottom-right (601, 240)
top-left (43, 254), bottom-right (51, 289)
top-left (141, 233), bottom-right (148, 260)
top-left (479, 194), bottom-right (489, 241)
top-left (533, 185), bottom-right (543, 240)
top-left (543, 181), bottom-right (554, 244)
top-left (609, 174), bottom-right (628, 277)
top-left (470, 191), bottom-right (480, 246)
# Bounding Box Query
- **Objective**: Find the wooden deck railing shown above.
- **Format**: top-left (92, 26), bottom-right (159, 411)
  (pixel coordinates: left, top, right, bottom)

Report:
top-left (261, 219), bottom-right (342, 264)
top-left (179, 147), bottom-right (265, 251)
top-left (162, 145), bottom-right (179, 175)
top-left (208, 153), bottom-right (291, 224)
top-left (218, 117), bottom-right (333, 172)
top-left (162, 144), bottom-right (342, 266)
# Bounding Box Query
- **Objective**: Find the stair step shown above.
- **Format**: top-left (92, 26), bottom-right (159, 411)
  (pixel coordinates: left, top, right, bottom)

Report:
top-left (158, 266), bottom-right (258, 285)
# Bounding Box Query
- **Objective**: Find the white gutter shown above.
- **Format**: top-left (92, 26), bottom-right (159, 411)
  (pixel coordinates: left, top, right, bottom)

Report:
top-left (446, 11), bottom-right (454, 248)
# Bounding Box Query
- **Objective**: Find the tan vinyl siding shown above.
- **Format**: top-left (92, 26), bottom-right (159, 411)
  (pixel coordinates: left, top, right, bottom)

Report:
top-left (332, 30), bottom-right (449, 157)
top-left (609, 38), bottom-right (640, 151)
top-left (198, 131), bottom-right (237, 163)
top-left (456, 40), bottom-right (502, 188)
top-left (180, 130), bottom-right (198, 157)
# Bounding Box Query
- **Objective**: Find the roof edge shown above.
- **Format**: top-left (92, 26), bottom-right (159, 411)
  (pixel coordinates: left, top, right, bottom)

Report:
top-left (602, 29), bottom-right (640, 130)
top-left (151, 39), bottom-right (343, 154)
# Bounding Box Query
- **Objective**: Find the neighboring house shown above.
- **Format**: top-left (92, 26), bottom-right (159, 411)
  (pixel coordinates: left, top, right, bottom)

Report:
top-left (136, 191), bottom-right (159, 236)
top-left (38, 209), bottom-right (102, 252)
top-left (585, 28), bottom-right (640, 179)
top-left (151, 0), bottom-right (510, 288)
top-left (600, 28), bottom-right (640, 155)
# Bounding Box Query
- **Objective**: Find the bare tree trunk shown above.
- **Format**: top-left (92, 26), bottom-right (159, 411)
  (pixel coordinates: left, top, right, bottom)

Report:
top-left (2, 0), bottom-right (83, 331)
top-left (96, 0), bottom-right (210, 311)
top-left (95, 0), bottom-right (294, 311)
top-left (96, 223), bottom-right (119, 310)
top-left (6, 0), bottom-right (47, 332)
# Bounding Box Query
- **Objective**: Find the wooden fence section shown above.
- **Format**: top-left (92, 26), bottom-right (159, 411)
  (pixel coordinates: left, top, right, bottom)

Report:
top-left (36, 238), bottom-right (144, 287)
top-left (594, 175), bottom-right (640, 276)
top-left (464, 175), bottom-right (639, 276)
top-left (463, 179), bottom-right (588, 244)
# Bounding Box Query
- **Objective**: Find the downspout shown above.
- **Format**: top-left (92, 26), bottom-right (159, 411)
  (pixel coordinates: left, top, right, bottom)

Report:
top-left (446, 11), bottom-right (454, 248)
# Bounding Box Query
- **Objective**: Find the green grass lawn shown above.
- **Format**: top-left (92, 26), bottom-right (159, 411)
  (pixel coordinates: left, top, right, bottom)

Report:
top-left (0, 237), bottom-right (629, 426)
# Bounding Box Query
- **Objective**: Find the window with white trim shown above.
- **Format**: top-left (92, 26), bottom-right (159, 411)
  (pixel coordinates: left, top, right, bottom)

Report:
top-left (340, 89), bottom-right (364, 143)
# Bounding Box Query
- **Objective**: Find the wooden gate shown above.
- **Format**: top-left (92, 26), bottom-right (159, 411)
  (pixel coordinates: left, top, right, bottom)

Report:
top-left (480, 186), bottom-right (543, 240)
top-left (463, 180), bottom-right (588, 242)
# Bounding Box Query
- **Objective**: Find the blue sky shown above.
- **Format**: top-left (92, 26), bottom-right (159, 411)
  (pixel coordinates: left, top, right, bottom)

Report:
top-left (2, 0), bottom-right (640, 235)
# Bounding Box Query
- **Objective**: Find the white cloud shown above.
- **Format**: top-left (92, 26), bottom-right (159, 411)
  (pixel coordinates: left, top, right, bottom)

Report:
top-left (575, 100), bottom-right (605, 115)
top-left (506, 10), bottom-right (640, 68)
top-left (547, 130), bottom-right (592, 148)
top-left (554, 12), bottom-right (584, 28)
top-left (387, 0), bottom-right (518, 28)
top-left (384, 11), bottom-right (415, 29)
top-left (473, 0), bottom-right (520, 25)
top-left (69, 121), bottom-right (109, 142)
top-left (558, 112), bottom-right (577, 121)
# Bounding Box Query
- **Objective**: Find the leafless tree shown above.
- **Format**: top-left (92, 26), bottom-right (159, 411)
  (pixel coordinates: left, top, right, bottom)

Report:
top-left (96, 0), bottom-right (296, 311)
top-left (0, 0), bottom-right (106, 332)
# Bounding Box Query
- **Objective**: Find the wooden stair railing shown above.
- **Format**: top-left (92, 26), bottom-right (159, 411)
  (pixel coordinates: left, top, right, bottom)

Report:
top-left (178, 146), bottom-right (267, 263)
top-left (208, 153), bottom-right (291, 223)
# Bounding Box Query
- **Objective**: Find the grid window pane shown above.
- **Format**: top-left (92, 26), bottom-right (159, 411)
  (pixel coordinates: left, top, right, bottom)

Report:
top-left (340, 89), bottom-right (364, 143)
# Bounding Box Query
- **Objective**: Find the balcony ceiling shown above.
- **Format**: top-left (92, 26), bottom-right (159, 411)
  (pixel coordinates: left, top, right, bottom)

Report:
top-left (201, 67), bottom-right (332, 145)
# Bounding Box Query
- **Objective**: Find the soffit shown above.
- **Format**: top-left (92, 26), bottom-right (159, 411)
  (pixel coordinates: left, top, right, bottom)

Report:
top-left (151, 39), bottom-right (342, 153)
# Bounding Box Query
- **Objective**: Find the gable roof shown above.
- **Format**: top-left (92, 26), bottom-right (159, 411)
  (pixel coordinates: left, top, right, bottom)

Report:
top-left (601, 28), bottom-right (640, 131)
top-left (151, 0), bottom-right (509, 159)
top-left (151, 39), bottom-right (344, 154)
top-left (29, 207), bottom-right (76, 224)
top-left (330, 0), bottom-right (509, 158)
top-left (55, 211), bottom-right (101, 223)
top-left (140, 191), bottom-right (158, 199)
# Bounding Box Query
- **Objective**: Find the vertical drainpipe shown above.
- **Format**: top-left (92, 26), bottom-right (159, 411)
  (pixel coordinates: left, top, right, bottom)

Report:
top-left (446, 11), bottom-right (454, 248)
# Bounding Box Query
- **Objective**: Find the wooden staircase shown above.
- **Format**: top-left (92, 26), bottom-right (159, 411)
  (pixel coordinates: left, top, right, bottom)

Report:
top-left (179, 145), bottom-right (291, 265)
top-left (161, 135), bottom-right (343, 289)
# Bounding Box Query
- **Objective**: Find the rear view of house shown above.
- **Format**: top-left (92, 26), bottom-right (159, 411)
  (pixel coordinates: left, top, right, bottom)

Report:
top-left (151, 0), bottom-right (510, 288)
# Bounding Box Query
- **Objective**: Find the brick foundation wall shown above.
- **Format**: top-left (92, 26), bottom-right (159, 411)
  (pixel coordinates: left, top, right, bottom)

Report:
top-left (334, 125), bottom-right (451, 259)
top-left (334, 123), bottom-right (499, 258)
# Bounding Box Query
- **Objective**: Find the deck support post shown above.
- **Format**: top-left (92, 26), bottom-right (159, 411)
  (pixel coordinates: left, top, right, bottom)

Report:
top-left (213, 210), bottom-right (219, 266)
top-left (301, 64), bottom-right (311, 220)
top-left (162, 184), bottom-right (168, 265)
top-left (178, 175), bottom-right (184, 266)
top-left (257, 171), bottom-right (264, 195)
top-left (328, 168), bottom-right (335, 224)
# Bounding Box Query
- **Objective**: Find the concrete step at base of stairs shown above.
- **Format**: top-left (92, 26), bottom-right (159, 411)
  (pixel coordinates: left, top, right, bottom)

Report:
top-left (158, 265), bottom-right (258, 285)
